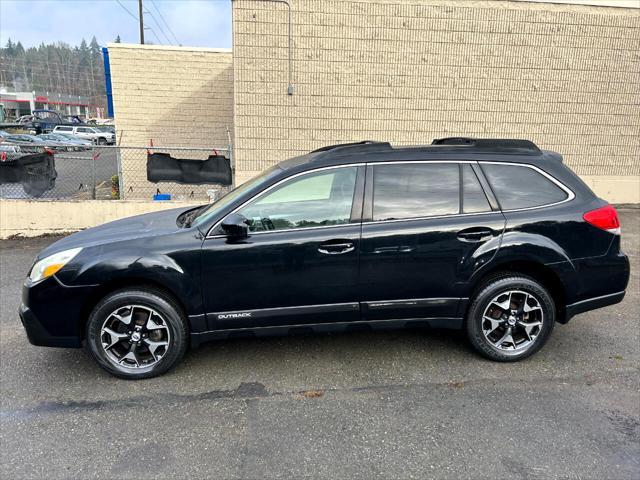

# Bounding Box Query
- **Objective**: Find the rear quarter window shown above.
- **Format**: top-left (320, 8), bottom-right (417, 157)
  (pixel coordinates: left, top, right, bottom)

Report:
top-left (482, 163), bottom-right (569, 210)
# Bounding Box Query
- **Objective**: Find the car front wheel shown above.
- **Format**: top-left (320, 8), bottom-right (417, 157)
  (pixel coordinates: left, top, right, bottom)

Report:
top-left (466, 274), bottom-right (555, 362)
top-left (86, 287), bottom-right (188, 379)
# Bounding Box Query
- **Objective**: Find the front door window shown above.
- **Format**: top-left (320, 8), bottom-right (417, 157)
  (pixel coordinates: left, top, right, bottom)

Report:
top-left (237, 167), bottom-right (358, 232)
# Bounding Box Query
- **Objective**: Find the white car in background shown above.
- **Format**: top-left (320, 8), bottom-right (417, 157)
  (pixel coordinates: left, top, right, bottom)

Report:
top-left (52, 125), bottom-right (115, 145)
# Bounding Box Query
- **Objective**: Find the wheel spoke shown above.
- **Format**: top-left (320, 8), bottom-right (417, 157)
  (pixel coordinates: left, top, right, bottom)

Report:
top-left (493, 327), bottom-right (513, 348)
top-left (523, 297), bottom-right (542, 313)
top-left (111, 308), bottom-right (133, 325)
top-left (483, 315), bottom-right (503, 335)
top-left (520, 320), bottom-right (542, 340)
top-left (146, 314), bottom-right (167, 331)
top-left (101, 327), bottom-right (128, 349)
top-left (491, 293), bottom-right (512, 312)
top-left (119, 345), bottom-right (140, 367)
top-left (143, 338), bottom-right (169, 361)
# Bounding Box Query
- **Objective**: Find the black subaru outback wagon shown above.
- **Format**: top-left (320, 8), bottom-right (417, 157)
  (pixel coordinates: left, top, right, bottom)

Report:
top-left (20, 138), bottom-right (630, 379)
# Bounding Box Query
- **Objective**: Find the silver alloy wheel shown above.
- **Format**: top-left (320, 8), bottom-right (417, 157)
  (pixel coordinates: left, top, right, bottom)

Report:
top-left (481, 290), bottom-right (544, 353)
top-left (100, 305), bottom-right (171, 369)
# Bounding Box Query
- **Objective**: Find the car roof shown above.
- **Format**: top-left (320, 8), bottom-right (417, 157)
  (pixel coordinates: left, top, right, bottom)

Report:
top-left (278, 138), bottom-right (563, 171)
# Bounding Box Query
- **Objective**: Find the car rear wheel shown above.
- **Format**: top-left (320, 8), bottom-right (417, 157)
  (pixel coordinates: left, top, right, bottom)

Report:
top-left (86, 288), bottom-right (188, 379)
top-left (466, 274), bottom-right (555, 361)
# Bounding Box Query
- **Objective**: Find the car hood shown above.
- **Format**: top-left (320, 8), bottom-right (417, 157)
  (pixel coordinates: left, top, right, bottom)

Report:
top-left (39, 207), bottom-right (194, 258)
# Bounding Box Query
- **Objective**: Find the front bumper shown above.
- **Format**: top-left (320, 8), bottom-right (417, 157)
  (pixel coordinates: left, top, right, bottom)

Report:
top-left (19, 303), bottom-right (81, 347)
top-left (19, 276), bottom-right (95, 348)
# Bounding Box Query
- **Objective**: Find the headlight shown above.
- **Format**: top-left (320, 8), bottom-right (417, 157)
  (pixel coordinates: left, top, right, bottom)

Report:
top-left (29, 247), bottom-right (82, 283)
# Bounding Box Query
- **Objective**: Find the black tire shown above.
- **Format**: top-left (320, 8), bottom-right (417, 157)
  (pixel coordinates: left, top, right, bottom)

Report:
top-left (466, 274), bottom-right (555, 362)
top-left (86, 287), bottom-right (188, 379)
top-left (97, 137), bottom-right (106, 145)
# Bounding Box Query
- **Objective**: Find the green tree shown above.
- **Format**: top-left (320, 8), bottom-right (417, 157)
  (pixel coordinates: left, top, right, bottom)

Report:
top-left (5, 38), bottom-right (15, 55)
top-left (78, 38), bottom-right (89, 66)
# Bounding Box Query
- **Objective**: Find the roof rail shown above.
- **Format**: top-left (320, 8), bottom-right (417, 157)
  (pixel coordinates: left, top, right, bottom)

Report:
top-left (431, 137), bottom-right (541, 153)
top-left (310, 141), bottom-right (388, 154)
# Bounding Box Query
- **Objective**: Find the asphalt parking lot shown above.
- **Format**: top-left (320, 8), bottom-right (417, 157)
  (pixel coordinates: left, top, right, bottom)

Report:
top-left (1, 210), bottom-right (638, 479)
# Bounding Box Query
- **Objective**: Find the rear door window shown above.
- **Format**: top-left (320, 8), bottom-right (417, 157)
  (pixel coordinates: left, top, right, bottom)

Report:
top-left (372, 163), bottom-right (459, 221)
top-left (56, 126), bottom-right (72, 132)
top-left (482, 163), bottom-right (569, 210)
top-left (461, 164), bottom-right (491, 213)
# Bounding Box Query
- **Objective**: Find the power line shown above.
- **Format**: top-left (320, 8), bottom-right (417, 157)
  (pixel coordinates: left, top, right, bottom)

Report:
top-left (114, 0), bottom-right (138, 21)
top-left (144, 26), bottom-right (163, 45)
top-left (150, 0), bottom-right (180, 45)
top-left (144, 9), bottom-right (173, 45)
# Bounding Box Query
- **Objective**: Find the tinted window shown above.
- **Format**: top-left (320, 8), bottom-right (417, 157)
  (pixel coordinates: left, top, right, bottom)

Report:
top-left (482, 164), bottom-right (568, 210)
top-left (462, 164), bottom-right (491, 213)
top-left (77, 127), bottom-right (91, 133)
top-left (56, 126), bottom-right (72, 132)
top-left (238, 167), bottom-right (357, 232)
top-left (372, 163), bottom-right (459, 221)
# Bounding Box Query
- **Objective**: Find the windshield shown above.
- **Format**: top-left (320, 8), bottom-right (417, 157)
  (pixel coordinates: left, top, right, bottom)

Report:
top-left (192, 165), bottom-right (283, 228)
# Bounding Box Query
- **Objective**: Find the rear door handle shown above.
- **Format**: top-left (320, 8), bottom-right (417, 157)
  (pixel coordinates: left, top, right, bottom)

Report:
top-left (457, 228), bottom-right (494, 243)
top-left (373, 245), bottom-right (414, 254)
top-left (318, 240), bottom-right (355, 255)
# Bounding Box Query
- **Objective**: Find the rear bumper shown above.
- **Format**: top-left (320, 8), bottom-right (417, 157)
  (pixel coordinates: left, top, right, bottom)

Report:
top-left (565, 290), bottom-right (626, 322)
top-left (557, 243), bottom-right (629, 323)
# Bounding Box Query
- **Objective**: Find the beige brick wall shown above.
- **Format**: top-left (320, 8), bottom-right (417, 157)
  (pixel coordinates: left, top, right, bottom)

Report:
top-left (107, 43), bottom-right (233, 200)
top-left (232, 0), bottom-right (640, 202)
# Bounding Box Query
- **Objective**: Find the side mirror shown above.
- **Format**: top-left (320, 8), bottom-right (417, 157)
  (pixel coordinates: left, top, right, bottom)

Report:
top-left (221, 212), bottom-right (249, 238)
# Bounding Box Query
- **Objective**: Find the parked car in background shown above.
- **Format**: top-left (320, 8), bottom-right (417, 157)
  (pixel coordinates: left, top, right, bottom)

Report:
top-left (29, 109), bottom-right (67, 134)
top-left (19, 138), bottom-right (630, 379)
top-left (61, 115), bottom-right (85, 124)
top-left (53, 125), bottom-right (115, 145)
top-left (0, 143), bottom-right (21, 154)
top-left (38, 133), bottom-right (92, 151)
top-left (17, 115), bottom-right (34, 125)
top-left (54, 133), bottom-right (93, 149)
top-left (87, 117), bottom-right (114, 126)
top-left (3, 134), bottom-right (49, 153)
top-left (0, 131), bottom-right (22, 153)
top-left (94, 125), bottom-right (116, 135)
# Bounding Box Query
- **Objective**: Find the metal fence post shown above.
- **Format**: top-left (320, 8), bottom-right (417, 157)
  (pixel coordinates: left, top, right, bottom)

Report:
top-left (227, 125), bottom-right (234, 188)
top-left (116, 131), bottom-right (125, 200)
top-left (91, 148), bottom-right (97, 199)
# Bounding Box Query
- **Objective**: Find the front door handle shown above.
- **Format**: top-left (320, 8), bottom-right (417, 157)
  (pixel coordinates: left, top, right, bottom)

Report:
top-left (318, 240), bottom-right (355, 255)
top-left (457, 228), bottom-right (494, 243)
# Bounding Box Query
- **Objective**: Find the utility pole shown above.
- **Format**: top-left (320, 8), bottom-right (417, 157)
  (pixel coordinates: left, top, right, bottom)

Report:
top-left (138, 0), bottom-right (145, 44)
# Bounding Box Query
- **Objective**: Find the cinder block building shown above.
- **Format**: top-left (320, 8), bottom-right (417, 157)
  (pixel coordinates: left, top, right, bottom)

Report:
top-left (107, 44), bottom-right (233, 199)
top-left (109, 0), bottom-right (640, 203)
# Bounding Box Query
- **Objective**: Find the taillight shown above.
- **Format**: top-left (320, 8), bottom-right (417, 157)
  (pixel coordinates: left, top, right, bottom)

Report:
top-left (583, 204), bottom-right (620, 235)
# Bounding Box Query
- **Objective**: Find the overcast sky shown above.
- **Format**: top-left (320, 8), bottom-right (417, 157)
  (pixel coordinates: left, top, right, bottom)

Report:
top-left (0, 0), bottom-right (232, 49)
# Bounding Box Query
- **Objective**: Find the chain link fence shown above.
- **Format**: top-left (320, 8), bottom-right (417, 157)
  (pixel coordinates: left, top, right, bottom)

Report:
top-left (0, 144), bottom-right (233, 202)
top-left (117, 145), bottom-right (232, 201)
